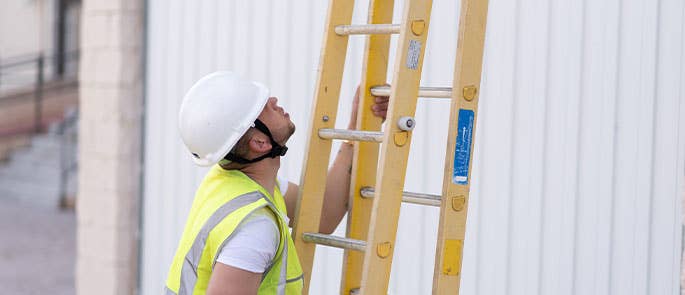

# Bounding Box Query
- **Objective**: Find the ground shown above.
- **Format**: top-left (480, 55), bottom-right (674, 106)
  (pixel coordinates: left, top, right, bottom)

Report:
top-left (0, 197), bottom-right (75, 295)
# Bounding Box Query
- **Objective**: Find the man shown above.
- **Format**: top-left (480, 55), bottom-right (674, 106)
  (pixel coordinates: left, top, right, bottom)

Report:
top-left (165, 71), bottom-right (388, 294)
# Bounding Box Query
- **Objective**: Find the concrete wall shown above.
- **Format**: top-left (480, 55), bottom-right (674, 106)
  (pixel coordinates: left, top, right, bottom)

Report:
top-left (0, 0), bottom-right (56, 96)
top-left (141, 0), bottom-right (685, 294)
top-left (0, 0), bottom-right (81, 96)
top-left (76, 0), bottom-right (143, 294)
top-left (0, 0), bottom-right (55, 58)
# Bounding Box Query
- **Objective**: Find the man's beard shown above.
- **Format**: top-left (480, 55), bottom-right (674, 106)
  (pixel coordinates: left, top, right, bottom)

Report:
top-left (277, 122), bottom-right (296, 146)
top-left (287, 122), bottom-right (296, 138)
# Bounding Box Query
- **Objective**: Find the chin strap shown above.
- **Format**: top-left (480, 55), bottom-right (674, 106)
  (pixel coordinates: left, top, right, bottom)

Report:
top-left (224, 119), bottom-right (288, 164)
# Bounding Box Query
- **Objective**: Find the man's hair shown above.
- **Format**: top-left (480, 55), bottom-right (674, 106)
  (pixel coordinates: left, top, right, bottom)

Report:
top-left (220, 128), bottom-right (255, 170)
top-left (230, 128), bottom-right (255, 158)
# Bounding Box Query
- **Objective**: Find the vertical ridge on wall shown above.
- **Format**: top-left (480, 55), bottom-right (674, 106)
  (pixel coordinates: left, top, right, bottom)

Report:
top-left (607, 0), bottom-right (624, 292)
top-left (504, 0), bottom-right (522, 292)
top-left (535, 0), bottom-right (554, 292)
top-left (564, 1), bottom-right (584, 294)
top-left (571, 0), bottom-right (600, 294)
top-left (253, 1), bottom-right (270, 83)
top-left (645, 0), bottom-right (662, 293)
top-left (678, 2), bottom-right (685, 289)
top-left (476, 0), bottom-right (516, 293)
top-left (507, 0), bottom-right (549, 293)
top-left (610, 0), bottom-right (635, 291)
top-left (612, 0), bottom-right (661, 293)
top-left (536, 0), bottom-right (557, 291)
top-left (572, 0), bottom-right (588, 293)
top-left (649, 0), bottom-right (685, 294)
top-left (215, 0), bottom-right (232, 70)
top-left (177, 0), bottom-right (195, 236)
top-left (140, 0), bottom-right (166, 290)
top-left (640, 0), bottom-right (661, 293)
top-left (540, 0), bottom-right (586, 293)
top-left (594, 0), bottom-right (621, 294)
top-left (166, 0), bottom-right (182, 274)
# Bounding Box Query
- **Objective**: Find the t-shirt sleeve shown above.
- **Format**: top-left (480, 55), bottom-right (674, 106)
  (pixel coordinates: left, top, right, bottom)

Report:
top-left (215, 209), bottom-right (280, 273)
top-left (276, 174), bottom-right (289, 196)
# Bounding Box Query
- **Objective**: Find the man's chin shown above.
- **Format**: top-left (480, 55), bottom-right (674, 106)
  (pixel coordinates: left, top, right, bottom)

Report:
top-left (279, 124), bottom-right (296, 146)
top-left (288, 122), bottom-right (296, 137)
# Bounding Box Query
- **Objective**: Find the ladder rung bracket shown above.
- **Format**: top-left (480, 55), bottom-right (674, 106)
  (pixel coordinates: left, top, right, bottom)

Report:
top-left (335, 24), bottom-right (401, 35)
top-left (360, 187), bottom-right (442, 207)
top-left (302, 233), bottom-right (367, 252)
top-left (318, 129), bottom-right (384, 142)
top-left (370, 85), bottom-right (453, 99)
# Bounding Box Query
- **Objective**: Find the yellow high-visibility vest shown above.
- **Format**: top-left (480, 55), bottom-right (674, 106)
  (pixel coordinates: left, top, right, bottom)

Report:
top-left (165, 165), bottom-right (303, 294)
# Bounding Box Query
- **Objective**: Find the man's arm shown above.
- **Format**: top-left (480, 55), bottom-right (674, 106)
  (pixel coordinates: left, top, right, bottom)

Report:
top-left (284, 87), bottom-right (389, 234)
top-left (283, 142), bottom-right (353, 234)
top-left (206, 263), bottom-right (261, 295)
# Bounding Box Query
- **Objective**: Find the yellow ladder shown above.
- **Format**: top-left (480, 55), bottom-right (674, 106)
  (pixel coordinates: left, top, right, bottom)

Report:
top-left (291, 0), bottom-right (489, 294)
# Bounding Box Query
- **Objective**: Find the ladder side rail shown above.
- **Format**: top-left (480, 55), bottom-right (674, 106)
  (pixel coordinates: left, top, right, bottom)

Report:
top-left (341, 0), bottom-right (395, 293)
top-left (359, 0), bottom-right (434, 294)
top-left (291, 0), bottom-right (356, 293)
top-left (432, 0), bottom-right (490, 293)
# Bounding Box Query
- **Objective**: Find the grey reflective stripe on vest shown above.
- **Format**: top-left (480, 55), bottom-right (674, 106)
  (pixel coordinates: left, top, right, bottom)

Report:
top-left (254, 194), bottom-right (288, 295)
top-left (178, 192), bottom-right (264, 294)
top-left (277, 231), bottom-right (288, 295)
top-left (165, 286), bottom-right (176, 295)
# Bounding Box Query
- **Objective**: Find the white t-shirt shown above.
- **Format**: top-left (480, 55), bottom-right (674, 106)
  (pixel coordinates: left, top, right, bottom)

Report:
top-left (215, 175), bottom-right (289, 273)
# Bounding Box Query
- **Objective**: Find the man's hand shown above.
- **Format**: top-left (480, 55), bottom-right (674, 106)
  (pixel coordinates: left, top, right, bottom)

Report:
top-left (370, 87), bottom-right (389, 120)
top-left (284, 85), bottom-right (392, 234)
top-left (348, 86), bottom-right (390, 130)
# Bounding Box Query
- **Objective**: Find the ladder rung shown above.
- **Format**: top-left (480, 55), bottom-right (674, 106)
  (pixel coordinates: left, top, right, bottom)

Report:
top-left (335, 24), bottom-right (401, 35)
top-left (350, 288), bottom-right (360, 295)
top-left (360, 187), bottom-right (442, 207)
top-left (318, 129), bottom-right (384, 143)
top-left (302, 233), bottom-right (367, 252)
top-left (370, 85), bottom-right (453, 99)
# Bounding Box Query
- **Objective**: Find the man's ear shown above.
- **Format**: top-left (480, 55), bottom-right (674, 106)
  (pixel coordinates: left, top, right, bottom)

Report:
top-left (247, 133), bottom-right (272, 154)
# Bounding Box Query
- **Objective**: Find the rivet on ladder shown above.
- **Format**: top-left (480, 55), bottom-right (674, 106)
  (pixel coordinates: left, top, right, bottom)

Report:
top-left (393, 131), bottom-right (408, 146)
top-left (322, 115), bottom-right (330, 122)
top-left (451, 195), bottom-right (466, 212)
top-left (462, 85), bottom-right (478, 101)
top-left (376, 242), bottom-right (392, 258)
top-left (411, 20), bottom-right (425, 36)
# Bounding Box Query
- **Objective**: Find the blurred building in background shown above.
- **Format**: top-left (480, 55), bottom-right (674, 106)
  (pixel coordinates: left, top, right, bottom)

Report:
top-left (0, 0), bottom-right (81, 294)
top-left (0, 0), bottom-right (80, 204)
top-left (2, 0), bottom-right (683, 294)
top-left (0, 0), bottom-right (80, 95)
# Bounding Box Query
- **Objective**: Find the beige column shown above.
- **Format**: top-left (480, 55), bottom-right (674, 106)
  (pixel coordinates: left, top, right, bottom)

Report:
top-left (76, 0), bottom-right (144, 294)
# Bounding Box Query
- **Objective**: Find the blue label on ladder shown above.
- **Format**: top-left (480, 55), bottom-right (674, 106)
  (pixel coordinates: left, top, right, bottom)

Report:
top-left (453, 109), bottom-right (474, 185)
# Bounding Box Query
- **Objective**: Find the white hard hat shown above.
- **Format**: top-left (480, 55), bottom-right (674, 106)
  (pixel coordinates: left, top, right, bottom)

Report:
top-left (178, 71), bottom-right (270, 166)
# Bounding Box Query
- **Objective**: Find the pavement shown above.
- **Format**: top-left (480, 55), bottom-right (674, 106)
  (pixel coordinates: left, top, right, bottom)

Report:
top-left (0, 197), bottom-right (75, 295)
top-left (0, 79), bottom-right (78, 295)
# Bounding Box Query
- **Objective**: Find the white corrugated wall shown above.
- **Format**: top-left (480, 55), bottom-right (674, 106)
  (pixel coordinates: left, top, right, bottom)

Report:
top-left (141, 0), bottom-right (685, 294)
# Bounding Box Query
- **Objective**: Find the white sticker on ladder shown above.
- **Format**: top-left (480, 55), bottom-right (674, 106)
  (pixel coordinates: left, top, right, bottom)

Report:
top-left (406, 40), bottom-right (421, 70)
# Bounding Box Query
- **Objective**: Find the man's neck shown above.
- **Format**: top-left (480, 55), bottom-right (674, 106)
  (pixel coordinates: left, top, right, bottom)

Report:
top-left (239, 157), bottom-right (280, 196)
